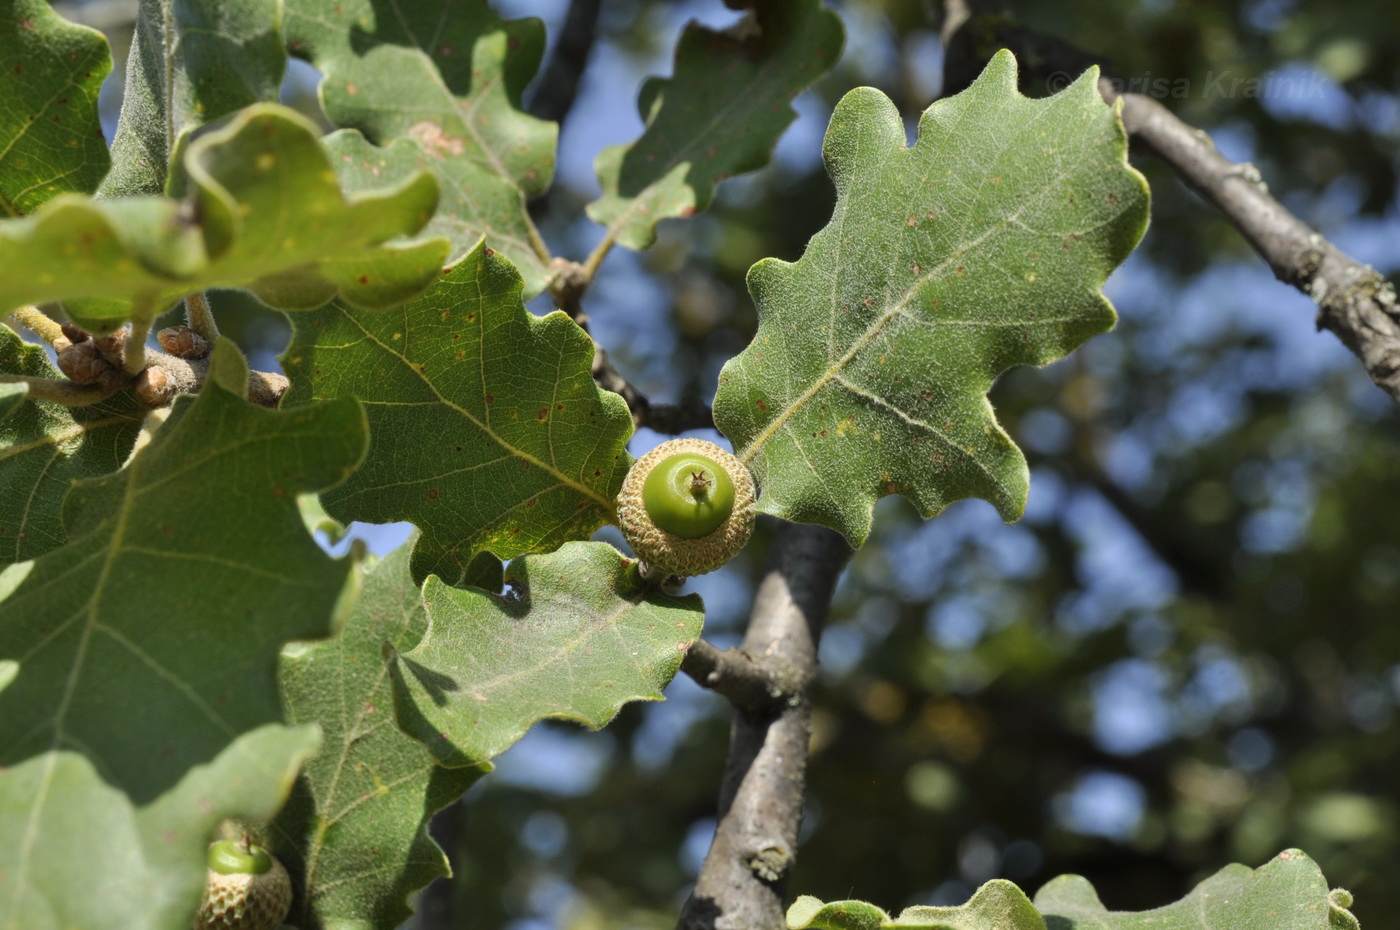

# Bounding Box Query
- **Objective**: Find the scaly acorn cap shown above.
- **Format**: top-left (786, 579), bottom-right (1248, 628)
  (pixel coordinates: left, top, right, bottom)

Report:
top-left (193, 838), bottom-right (292, 930)
top-left (617, 438), bottom-right (756, 577)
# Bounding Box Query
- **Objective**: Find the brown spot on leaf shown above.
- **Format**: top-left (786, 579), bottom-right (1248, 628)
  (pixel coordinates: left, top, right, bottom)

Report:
top-left (428, 488), bottom-right (439, 500)
top-left (409, 120), bottom-right (465, 157)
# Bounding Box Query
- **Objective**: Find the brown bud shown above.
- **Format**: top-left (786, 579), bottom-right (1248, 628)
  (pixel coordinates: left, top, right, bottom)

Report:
top-left (60, 322), bottom-right (89, 344)
top-left (57, 342), bottom-right (111, 384)
top-left (92, 327), bottom-right (130, 367)
top-left (133, 366), bottom-right (176, 406)
top-left (156, 325), bottom-right (210, 359)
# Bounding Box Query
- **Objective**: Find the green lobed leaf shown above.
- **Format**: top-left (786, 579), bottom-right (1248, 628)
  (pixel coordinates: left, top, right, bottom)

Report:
top-left (284, 0), bottom-right (556, 295)
top-left (0, 0), bottom-right (111, 215)
top-left (0, 105), bottom-right (450, 328)
top-left (713, 51), bottom-right (1149, 547)
top-left (587, 0), bottom-right (844, 251)
top-left (1033, 849), bottom-right (1360, 930)
top-left (387, 541), bottom-right (704, 768)
top-left (282, 240), bottom-right (634, 587)
top-left (0, 326), bottom-right (146, 565)
top-left (0, 341), bottom-right (368, 803)
top-left (787, 849), bottom-right (1359, 930)
top-left (0, 725), bottom-right (319, 930)
top-left (100, 0), bottom-right (284, 199)
top-left (274, 539), bottom-right (490, 930)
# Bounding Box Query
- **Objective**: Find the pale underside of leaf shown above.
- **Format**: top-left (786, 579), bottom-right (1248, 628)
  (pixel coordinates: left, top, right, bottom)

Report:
top-left (0, 725), bottom-right (318, 930)
top-left (714, 50), bottom-right (1150, 547)
top-left (0, 105), bottom-right (450, 326)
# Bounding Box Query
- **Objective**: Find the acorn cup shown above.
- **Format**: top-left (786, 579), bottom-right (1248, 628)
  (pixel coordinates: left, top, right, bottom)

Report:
top-left (617, 437), bottom-right (757, 578)
top-left (193, 837), bottom-right (292, 930)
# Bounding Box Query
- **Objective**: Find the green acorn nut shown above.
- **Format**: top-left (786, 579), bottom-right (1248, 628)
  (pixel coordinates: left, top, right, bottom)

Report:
top-left (617, 437), bottom-right (756, 577)
top-left (193, 837), bottom-right (292, 930)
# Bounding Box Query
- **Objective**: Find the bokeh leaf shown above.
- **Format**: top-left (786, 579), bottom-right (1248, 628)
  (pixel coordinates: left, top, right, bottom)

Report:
top-left (282, 240), bottom-right (633, 587)
top-left (0, 341), bottom-right (367, 803)
top-left (0, 326), bottom-right (145, 565)
top-left (713, 51), bottom-right (1149, 547)
top-left (285, 0), bottom-right (556, 295)
top-left (787, 850), bottom-right (1358, 929)
top-left (0, 725), bottom-right (319, 930)
top-left (0, 105), bottom-right (449, 327)
top-left (274, 539), bottom-right (490, 930)
top-left (100, 0), bottom-right (283, 199)
top-left (0, 0), bottom-right (111, 214)
top-left (586, 0), bottom-right (844, 251)
top-left (388, 541), bottom-right (703, 768)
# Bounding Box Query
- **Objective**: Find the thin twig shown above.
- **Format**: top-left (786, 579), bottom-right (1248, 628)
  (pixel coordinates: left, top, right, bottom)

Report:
top-left (681, 640), bottom-right (787, 715)
top-left (677, 522), bottom-right (852, 930)
top-left (1100, 81), bottom-right (1400, 405)
top-left (9, 306), bottom-right (65, 346)
top-left (0, 373), bottom-right (119, 406)
top-left (183, 291), bottom-right (219, 343)
top-left (123, 313), bottom-right (153, 375)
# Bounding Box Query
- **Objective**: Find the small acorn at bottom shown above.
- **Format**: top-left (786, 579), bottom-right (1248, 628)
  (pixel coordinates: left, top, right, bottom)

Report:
top-left (617, 437), bottom-right (756, 578)
top-left (193, 837), bottom-right (292, 930)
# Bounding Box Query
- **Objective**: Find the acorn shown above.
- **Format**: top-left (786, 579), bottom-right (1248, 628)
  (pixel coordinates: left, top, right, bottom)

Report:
top-left (193, 837), bottom-right (292, 930)
top-left (616, 437), bottom-right (756, 578)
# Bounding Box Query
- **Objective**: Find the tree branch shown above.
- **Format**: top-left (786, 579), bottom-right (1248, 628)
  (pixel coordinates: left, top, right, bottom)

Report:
top-left (1100, 81), bottom-right (1400, 406)
top-left (527, 0), bottom-right (601, 127)
top-left (682, 640), bottom-right (787, 715)
top-left (677, 522), bottom-right (852, 930)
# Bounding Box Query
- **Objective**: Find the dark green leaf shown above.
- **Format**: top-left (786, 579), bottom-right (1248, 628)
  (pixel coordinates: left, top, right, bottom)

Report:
top-left (586, 0), bottom-right (844, 250)
top-left (100, 0), bottom-right (284, 198)
top-left (0, 326), bottom-right (145, 564)
top-left (285, 0), bottom-right (556, 295)
top-left (713, 51), bottom-right (1149, 546)
top-left (0, 0), bottom-right (111, 214)
top-left (0, 341), bottom-right (368, 802)
top-left (282, 240), bottom-right (633, 586)
top-left (274, 540), bottom-right (490, 930)
top-left (388, 542), bottom-right (703, 768)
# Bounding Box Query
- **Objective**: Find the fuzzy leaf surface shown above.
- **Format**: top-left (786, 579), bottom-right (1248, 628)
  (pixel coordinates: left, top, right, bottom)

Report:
top-left (713, 51), bottom-right (1149, 546)
top-left (283, 240), bottom-right (633, 586)
top-left (388, 542), bottom-right (703, 768)
top-left (0, 105), bottom-right (448, 327)
top-left (100, 0), bottom-right (283, 198)
top-left (0, 342), bottom-right (367, 803)
top-left (0, 326), bottom-right (145, 564)
top-left (285, 0), bottom-right (555, 295)
top-left (0, 725), bottom-right (319, 930)
top-left (274, 540), bottom-right (490, 930)
top-left (0, 0), bottom-right (111, 214)
top-left (587, 0), bottom-right (843, 250)
top-left (787, 849), bottom-right (1358, 929)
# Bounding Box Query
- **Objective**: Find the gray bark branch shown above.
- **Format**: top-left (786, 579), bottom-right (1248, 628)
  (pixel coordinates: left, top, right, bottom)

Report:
top-left (676, 522), bottom-right (852, 930)
top-left (1102, 82), bottom-right (1400, 406)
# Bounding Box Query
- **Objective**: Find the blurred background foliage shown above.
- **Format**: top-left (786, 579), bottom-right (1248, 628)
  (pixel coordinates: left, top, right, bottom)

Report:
top-left (64, 0), bottom-right (1400, 926)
